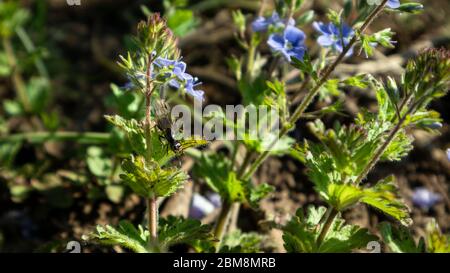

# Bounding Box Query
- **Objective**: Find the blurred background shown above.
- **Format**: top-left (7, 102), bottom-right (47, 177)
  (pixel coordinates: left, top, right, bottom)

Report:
top-left (0, 0), bottom-right (449, 252)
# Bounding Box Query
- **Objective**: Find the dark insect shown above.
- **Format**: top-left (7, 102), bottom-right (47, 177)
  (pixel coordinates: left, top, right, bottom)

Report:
top-left (154, 99), bottom-right (182, 153)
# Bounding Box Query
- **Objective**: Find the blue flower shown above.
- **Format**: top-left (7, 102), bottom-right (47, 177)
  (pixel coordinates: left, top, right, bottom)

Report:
top-left (412, 188), bottom-right (441, 210)
top-left (313, 21), bottom-right (355, 56)
top-left (446, 148), bottom-right (450, 162)
top-left (267, 25), bottom-right (307, 62)
top-left (189, 193), bottom-right (220, 219)
top-left (252, 11), bottom-right (294, 32)
top-left (387, 0), bottom-right (401, 9)
top-left (153, 56), bottom-right (205, 101)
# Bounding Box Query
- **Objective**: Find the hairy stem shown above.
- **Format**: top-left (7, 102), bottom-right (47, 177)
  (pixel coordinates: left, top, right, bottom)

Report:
top-left (144, 55), bottom-right (158, 248)
top-left (213, 201), bottom-right (232, 252)
top-left (354, 110), bottom-right (410, 185)
top-left (241, 0), bottom-right (389, 182)
top-left (316, 207), bottom-right (339, 247)
top-left (147, 197), bottom-right (158, 250)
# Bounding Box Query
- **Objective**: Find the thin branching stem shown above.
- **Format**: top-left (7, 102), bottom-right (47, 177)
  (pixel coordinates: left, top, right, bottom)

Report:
top-left (316, 207), bottom-right (339, 247)
top-left (241, 0), bottom-right (389, 182)
top-left (213, 201), bottom-right (232, 252)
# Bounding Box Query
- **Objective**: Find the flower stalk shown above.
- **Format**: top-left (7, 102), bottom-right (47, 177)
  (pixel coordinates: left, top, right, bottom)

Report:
top-left (241, 0), bottom-right (389, 182)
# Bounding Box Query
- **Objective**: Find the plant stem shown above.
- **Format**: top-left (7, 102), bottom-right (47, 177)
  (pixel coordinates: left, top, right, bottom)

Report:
top-left (2, 37), bottom-right (32, 113)
top-left (246, 39), bottom-right (256, 77)
top-left (354, 107), bottom-right (412, 185)
top-left (213, 201), bottom-right (232, 252)
top-left (16, 27), bottom-right (49, 79)
top-left (241, 0), bottom-right (389, 182)
top-left (0, 131), bottom-right (110, 144)
top-left (147, 196), bottom-right (159, 250)
top-left (316, 207), bottom-right (339, 247)
top-left (143, 55), bottom-right (158, 249)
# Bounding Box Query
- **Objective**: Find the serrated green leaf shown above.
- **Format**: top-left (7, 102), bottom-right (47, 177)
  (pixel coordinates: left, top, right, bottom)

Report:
top-left (361, 176), bottom-right (412, 226)
top-left (159, 216), bottom-right (212, 250)
top-left (220, 230), bottom-right (264, 253)
top-left (85, 221), bottom-right (149, 253)
top-left (120, 156), bottom-right (188, 198)
top-left (379, 222), bottom-right (425, 253)
top-left (283, 206), bottom-right (377, 253)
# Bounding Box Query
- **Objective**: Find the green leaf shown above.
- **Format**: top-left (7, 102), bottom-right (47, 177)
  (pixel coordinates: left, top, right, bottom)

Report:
top-left (107, 84), bottom-right (143, 119)
top-left (342, 74), bottom-right (369, 89)
top-left (0, 1), bottom-right (29, 37)
top-left (3, 99), bottom-right (23, 116)
top-left (220, 230), bottom-right (264, 253)
top-left (291, 53), bottom-right (317, 80)
top-left (193, 153), bottom-right (273, 206)
top-left (380, 222), bottom-right (425, 253)
top-left (325, 183), bottom-right (364, 211)
top-left (86, 146), bottom-right (113, 178)
top-left (120, 156), bottom-right (188, 198)
top-left (425, 219), bottom-right (450, 253)
top-left (396, 3), bottom-right (424, 14)
top-left (85, 221), bottom-right (149, 253)
top-left (104, 115), bottom-right (147, 157)
top-left (105, 185), bottom-right (124, 204)
top-left (26, 77), bottom-right (50, 114)
top-left (0, 51), bottom-right (11, 76)
top-left (283, 206), bottom-right (377, 253)
top-left (159, 216), bottom-right (212, 250)
top-left (361, 176), bottom-right (412, 226)
top-left (296, 10), bottom-right (315, 26)
top-left (249, 183), bottom-right (275, 208)
top-left (193, 153), bottom-right (232, 196)
top-left (167, 9), bottom-right (198, 37)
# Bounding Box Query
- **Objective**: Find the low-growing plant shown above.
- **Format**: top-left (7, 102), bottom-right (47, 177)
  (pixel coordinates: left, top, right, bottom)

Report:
top-left (81, 0), bottom-right (449, 253)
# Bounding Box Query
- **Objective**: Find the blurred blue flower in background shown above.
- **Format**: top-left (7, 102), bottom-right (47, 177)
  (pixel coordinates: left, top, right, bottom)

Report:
top-left (447, 148), bottom-right (450, 162)
top-left (412, 187), bottom-right (441, 210)
top-left (252, 11), bottom-right (294, 32)
top-left (267, 25), bottom-right (307, 62)
top-left (387, 0), bottom-right (401, 9)
top-left (313, 21), bottom-right (355, 56)
top-left (189, 193), bottom-right (221, 219)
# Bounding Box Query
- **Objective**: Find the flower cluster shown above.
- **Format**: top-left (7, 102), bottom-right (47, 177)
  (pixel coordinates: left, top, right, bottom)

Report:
top-left (253, 12), bottom-right (307, 63)
top-left (123, 56), bottom-right (204, 101)
top-left (154, 57), bottom-right (205, 101)
top-left (313, 21), bottom-right (355, 56)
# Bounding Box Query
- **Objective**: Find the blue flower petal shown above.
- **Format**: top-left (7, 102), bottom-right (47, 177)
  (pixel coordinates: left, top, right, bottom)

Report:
top-left (313, 21), bottom-right (332, 35)
top-left (317, 35), bottom-right (334, 47)
top-left (284, 26), bottom-right (306, 46)
top-left (252, 17), bottom-right (269, 32)
top-left (386, 0), bottom-right (401, 9)
top-left (267, 34), bottom-right (285, 51)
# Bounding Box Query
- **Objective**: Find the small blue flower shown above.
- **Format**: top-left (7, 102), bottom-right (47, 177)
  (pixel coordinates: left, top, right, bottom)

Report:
top-left (252, 11), bottom-right (294, 32)
top-left (267, 25), bottom-right (307, 62)
top-left (313, 21), bottom-right (355, 56)
top-left (153, 56), bottom-right (205, 101)
top-left (412, 187), bottom-right (441, 210)
top-left (387, 0), bottom-right (401, 9)
top-left (446, 148), bottom-right (450, 162)
top-left (189, 193), bottom-right (220, 219)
